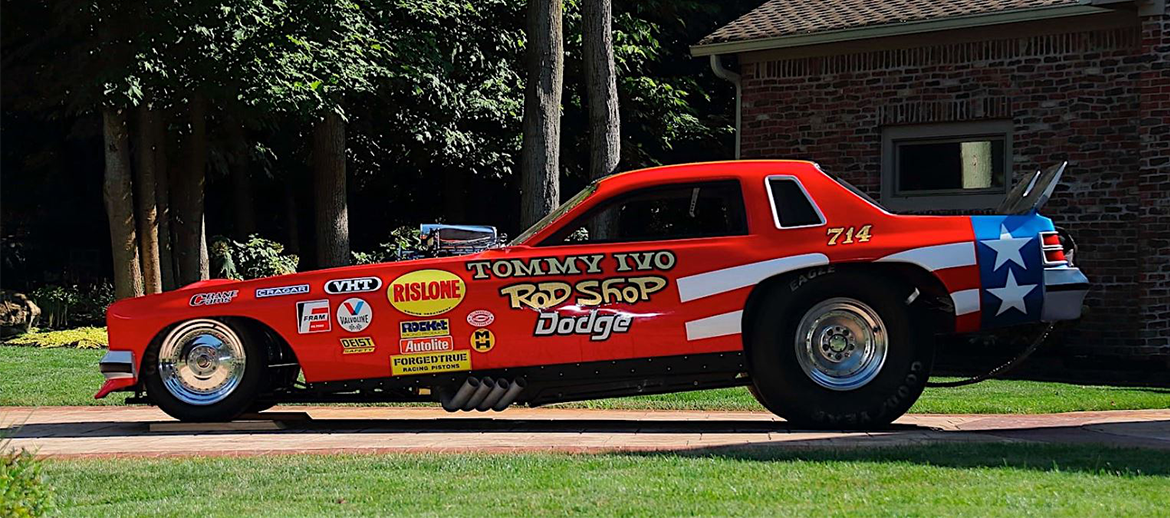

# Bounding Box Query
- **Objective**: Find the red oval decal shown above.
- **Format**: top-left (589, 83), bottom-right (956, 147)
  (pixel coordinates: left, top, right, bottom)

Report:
top-left (466, 309), bottom-right (495, 327)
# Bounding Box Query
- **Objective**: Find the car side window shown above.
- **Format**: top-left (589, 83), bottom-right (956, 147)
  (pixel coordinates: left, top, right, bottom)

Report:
top-left (541, 180), bottom-right (748, 245)
top-left (767, 177), bottom-right (824, 228)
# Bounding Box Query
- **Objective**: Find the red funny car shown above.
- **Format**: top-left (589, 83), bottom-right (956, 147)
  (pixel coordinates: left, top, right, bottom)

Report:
top-left (97, 160), bottom-right (1089, 428)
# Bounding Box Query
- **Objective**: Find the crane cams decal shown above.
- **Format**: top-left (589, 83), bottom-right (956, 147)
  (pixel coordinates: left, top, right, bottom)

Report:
top-left (336, 298), bottom-right (373, 332)
top-left (255, 284), bottom-right (309, 298)
top-left (388, 269), bottom-right (465, 317)
top-left (189, 290), bottom-right (238, 307)
top-left (325, 276), bottom-right (382, 295)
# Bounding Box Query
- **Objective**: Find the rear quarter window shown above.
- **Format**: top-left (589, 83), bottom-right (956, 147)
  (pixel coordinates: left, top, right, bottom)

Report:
top-left (767, 177), bottom-right (824, 228)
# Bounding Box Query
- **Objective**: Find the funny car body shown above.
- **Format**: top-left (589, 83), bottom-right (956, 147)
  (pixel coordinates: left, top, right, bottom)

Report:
top-left (97, 160), bottom-right (1088, 428)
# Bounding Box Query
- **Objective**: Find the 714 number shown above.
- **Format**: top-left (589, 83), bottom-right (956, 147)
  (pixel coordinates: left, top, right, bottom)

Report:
top-left (826, 225), bottom-right (872, 246)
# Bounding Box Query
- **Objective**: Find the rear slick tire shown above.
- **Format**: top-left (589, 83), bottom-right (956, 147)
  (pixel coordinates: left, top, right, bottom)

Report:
top-left (142, 318), bottom-right (266, 422)
top-left (748, 272), bottom-right (934, 430)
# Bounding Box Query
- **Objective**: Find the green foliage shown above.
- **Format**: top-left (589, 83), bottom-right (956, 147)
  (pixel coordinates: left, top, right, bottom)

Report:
top-left (351, 226), bottom-right (422, 264)
top-left (29, 283), bottom-right (114, 330)
top-left (0, 448), bottom-right (55, 518)
top-left (210, 235), bottom-right (299, 280)
top-left (2, 327), bottom-right (108, 349)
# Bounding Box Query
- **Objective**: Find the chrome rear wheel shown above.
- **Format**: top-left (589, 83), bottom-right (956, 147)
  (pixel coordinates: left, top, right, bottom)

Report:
top-left (794, 297), bottom-right (888, 391)
top-left (157, 319), bottom-right (247, 406)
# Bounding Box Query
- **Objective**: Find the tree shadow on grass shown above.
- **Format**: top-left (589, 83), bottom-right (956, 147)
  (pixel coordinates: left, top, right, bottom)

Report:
top-left (631, 441), bottom-right (1170, 477)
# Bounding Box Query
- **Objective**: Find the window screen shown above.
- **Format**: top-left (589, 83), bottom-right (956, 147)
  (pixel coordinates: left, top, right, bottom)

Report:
top-left (542, 181), bottom-right (747, 245)
top-left (768, 178), bottom-right (822, 228)
top-left (896, 138), bottom-right (1007, 193)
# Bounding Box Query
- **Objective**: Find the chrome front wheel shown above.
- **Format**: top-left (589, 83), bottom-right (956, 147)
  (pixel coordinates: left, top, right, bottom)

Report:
top-left (794, 297), bottom-right (888, 391)
top-left (157, 319), bottom-right (248, 406)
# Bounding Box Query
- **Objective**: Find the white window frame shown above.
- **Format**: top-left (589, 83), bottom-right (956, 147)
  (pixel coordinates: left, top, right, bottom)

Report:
top-left (764, 175), bottom-right (826, 229)
top-left (881, 120), bottom-right (1013, 212)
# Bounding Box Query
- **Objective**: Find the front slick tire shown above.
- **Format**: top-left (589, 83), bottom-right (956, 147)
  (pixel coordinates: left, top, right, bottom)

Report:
top-left (143, 318), bottom-right (266, 422)
top-left (749, 271), bottom-right (933, 430)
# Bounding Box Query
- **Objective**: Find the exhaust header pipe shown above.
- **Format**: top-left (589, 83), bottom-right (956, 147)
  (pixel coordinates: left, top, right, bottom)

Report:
top-left (439, 376), bottom-right (527, 412)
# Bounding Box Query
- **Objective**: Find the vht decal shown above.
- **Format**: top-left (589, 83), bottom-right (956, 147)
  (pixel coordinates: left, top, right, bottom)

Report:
top-left (535, 310), bottom-right (632, 341)
top-left (340, 336), bottom-right (376, 355)
top-left (388, 269), bottom-right (465, 317)
top-left (325, 276), bottom-right (382, 294)
top-left (501, 276), bottom-right (667, 310)
top-left (391, 350), bottom-right (471, 376)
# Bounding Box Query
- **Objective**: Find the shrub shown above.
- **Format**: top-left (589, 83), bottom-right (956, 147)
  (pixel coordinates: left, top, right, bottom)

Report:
top-left (210, 235), bottom-right (299, 280)
top-left (1, 445), bottom-right (54, 518)
top-left (352, 226), bottom-right (422, 265)
top-left (3, 326), bottom-right (107, 349)
top-left (29, 282), bottom-right (112, 329)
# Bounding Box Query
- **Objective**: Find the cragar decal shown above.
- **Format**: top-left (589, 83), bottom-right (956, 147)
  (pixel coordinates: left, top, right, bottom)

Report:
top-left (388, 269), bottom-right (465, 317)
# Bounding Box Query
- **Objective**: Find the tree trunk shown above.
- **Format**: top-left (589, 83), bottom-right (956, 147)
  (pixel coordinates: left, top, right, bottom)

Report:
top-left (284, 182), bottom-right (301, 256)
top-left (102, 107), bottom-right (145, 300)
top-left (227, 118), bottom-right (256, 239)
top-left (518, 0), bottom-right (563, 228)
top-left (313, 111), bottom-right (350, 268)
top-left (583, 0), bottom-right (620, 181)
top-left (153, 113), bottom-right (177, 291)
top-left (134, 106), bottom-right (163, 294)
top-left (174, 94), bottom-right (209, 284)
top-left (583, 0), bottom-right (620, 240)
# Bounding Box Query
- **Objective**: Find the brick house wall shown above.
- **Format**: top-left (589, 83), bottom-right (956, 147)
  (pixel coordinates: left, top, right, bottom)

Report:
top-left (736, 11), bottom-right (1169, 361)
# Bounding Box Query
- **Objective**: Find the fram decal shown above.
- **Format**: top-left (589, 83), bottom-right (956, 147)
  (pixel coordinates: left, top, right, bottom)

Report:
top-left (391, 350), bottom-right (470, 376)
top-left (255, 284), bottom-right (310, 298)
top-left (325, 276), bottom-right (382, 294)
top-left (336, 297), bottom-right (372, 333)
top-left (535, 310), bottom-right (632, 341)
top-left (466, 310), bottom-right (495, 327)
top-left (400, 319), bottom-right (450, 339)
top-left (340, 336), bottom-right (376, 355)
top-left (388, 270), bottom-right (465, 317)
top-left (399, 336), bottom-right (454, 355)
top-left (296, 300), bottom-right (331, 334)
top-left (189, 290), bottom-right (238, 306)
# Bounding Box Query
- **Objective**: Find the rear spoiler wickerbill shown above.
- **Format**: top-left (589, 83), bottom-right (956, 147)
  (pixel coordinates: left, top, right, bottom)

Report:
top-left (996, 161), bottom-right (1067, 215)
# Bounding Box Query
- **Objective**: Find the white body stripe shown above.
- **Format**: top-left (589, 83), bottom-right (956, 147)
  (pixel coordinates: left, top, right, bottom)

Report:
top-left (676, 253), bottom-right (829, 303)
top-left (877, 242), bottom-right (976, 272)
top-left (685, 310), bottom-right (743, 341)
top-left (950, 289), bottom-right (981, 316)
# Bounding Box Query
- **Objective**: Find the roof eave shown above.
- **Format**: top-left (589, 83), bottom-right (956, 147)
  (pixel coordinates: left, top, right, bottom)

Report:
top-left (690, 4), bottom-right (1112, 57)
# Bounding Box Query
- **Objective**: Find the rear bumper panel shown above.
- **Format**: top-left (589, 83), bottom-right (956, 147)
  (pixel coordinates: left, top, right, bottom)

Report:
top-left (1042, 267), bottom-right (1089, 322)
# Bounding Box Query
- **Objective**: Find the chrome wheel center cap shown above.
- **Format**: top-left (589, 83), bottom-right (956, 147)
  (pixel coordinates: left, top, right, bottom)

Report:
top-left (187, 345), bottom-right (218, 376)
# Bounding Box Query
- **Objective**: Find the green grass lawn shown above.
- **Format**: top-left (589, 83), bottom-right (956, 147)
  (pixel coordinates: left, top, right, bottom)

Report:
top-left (39, 444), bottom-right (1170, 517)
top-left (2, 346), bottom-right (1167, 413)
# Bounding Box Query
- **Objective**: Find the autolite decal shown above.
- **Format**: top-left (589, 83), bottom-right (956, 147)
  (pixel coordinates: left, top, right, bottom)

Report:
top-left (399, 318), bottom-right (450, 339)
top-left (388, 270), bottom-right (465, 317)
top-left (391, 350), bottom-right (470, 376)
top-left (340, 336), bottom-right (376, 355)
top-left (189, 290), bottom-right (239, 306)
top-left (399, 336), bottom-right (454, 354)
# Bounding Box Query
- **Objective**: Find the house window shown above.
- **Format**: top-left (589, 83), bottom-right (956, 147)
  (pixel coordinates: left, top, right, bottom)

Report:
top-left (541, 180), bottom-right (748, 245)
top-left (881, 121), bottom-right (1013, 211)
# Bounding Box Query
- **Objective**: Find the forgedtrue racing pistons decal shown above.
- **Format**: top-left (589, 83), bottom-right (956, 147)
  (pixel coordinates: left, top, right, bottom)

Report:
top-left (466, 251), bottom-right (676, 341)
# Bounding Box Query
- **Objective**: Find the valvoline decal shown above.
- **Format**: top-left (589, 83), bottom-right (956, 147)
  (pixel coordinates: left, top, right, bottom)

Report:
top-left (388, 270), bottom-right (466, 317)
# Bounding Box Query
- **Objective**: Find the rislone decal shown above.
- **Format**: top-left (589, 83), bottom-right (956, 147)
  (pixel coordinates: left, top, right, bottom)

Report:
top-left (685, 310), bottom-right (743, 341)
top-left (676, 253), bottom-right (829, 303)
top-left (876, 242), bottom-right (976, 272)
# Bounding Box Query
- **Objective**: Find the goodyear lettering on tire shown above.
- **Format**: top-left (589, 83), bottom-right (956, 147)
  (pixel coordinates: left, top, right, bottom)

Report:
top-left (388, 270), bottom-right (466, 317)
top-left (390, 349), bottom-right (471, 376)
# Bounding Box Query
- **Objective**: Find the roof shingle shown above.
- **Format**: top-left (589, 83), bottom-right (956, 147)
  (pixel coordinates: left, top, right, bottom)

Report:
top-left (697, 0), bottom-right (1081, 46)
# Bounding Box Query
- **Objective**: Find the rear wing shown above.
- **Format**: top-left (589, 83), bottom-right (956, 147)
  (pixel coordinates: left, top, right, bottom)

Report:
top-left (996, 162), bottom-right (1067, 215)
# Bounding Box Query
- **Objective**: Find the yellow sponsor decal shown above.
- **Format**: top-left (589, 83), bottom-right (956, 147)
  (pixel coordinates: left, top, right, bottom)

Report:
top-left (340, 336), bottom-right (376, 355)
top-left (391, 349), bottom-right (471, 376)
top-left (470, 328), bottom-right (495, 353)
top-left (388, 269), bottom-right (466, 317)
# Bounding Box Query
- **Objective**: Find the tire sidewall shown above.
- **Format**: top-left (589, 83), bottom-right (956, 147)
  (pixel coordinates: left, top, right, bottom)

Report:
top-left (142, 319), bottom-right (266, 422)
top-left (750, 270), bottom-right (933, 429)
